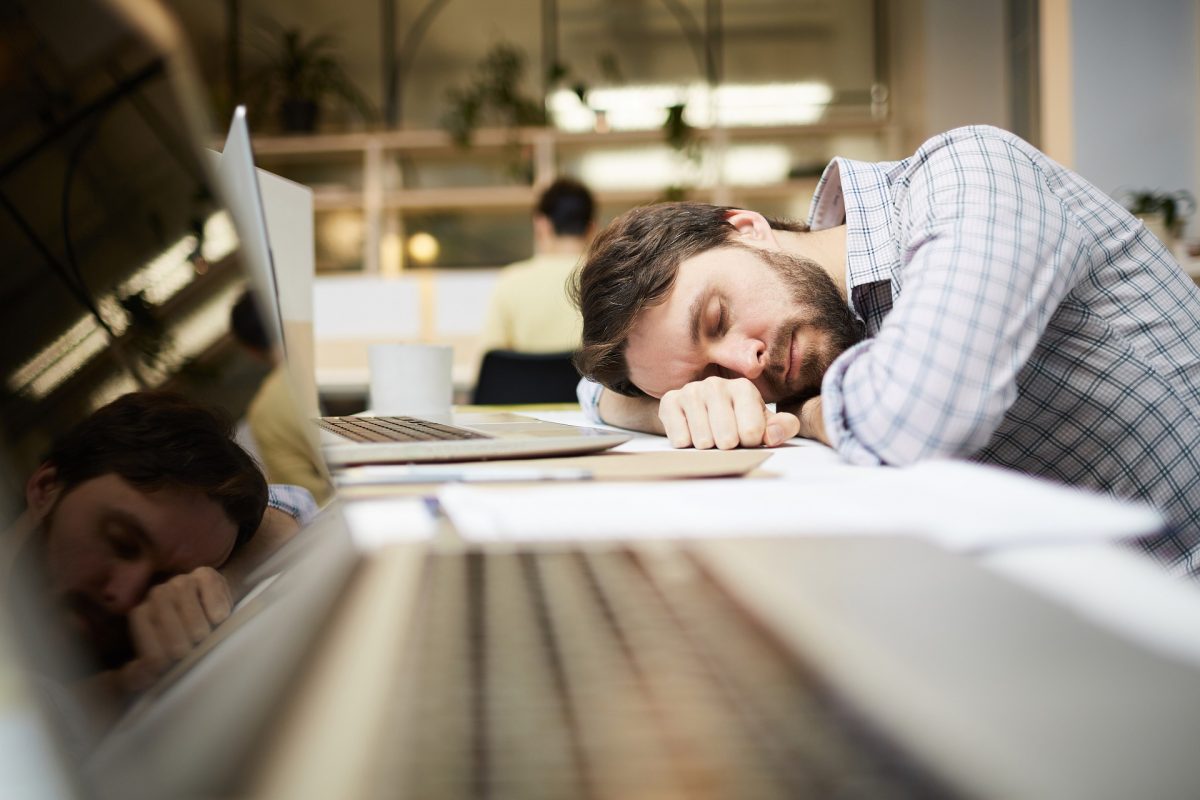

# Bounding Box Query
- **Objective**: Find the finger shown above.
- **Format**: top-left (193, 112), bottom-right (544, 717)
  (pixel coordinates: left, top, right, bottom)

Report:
top-left (678, 388), bottom-right (715, 449)
top-left (146, 588), bottom-right (194, 662)
top-left (704, 387), bottom-right (742, 450)
top-left (658, 392), bottom-right (693, 449)
top-left (728, 382), bottom-right (769, 447)
top-left (129, 604), bottom-right (169, 674)
top-left (171, 582), bottom-right (215, 645)
top-left (195, 569), bottom-right (233, 627)
top-left (764, 410), bottom-right (801, 446)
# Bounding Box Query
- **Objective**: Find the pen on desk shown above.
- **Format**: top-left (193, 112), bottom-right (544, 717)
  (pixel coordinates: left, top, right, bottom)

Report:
top-left (334, 465), bottom-right (593, 486)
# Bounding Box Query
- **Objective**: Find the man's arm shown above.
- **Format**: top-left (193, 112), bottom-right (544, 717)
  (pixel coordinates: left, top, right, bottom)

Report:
top-left (219, 506), bottom-right (300, 597)
top-left (789, 396), bottom-right (829, 446)
top-left (596, 389), bottom-right (666, 434)
top-left (821, 131), bottom-right (1078, 466)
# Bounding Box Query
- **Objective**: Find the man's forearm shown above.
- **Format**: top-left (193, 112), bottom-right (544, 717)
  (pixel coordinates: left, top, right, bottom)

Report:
top-left (597, 389), bottom-right (665, 435)
top-left (796, 396), bottom-right (830, 446)
top-left (220, 507), bottom-right (300, 597)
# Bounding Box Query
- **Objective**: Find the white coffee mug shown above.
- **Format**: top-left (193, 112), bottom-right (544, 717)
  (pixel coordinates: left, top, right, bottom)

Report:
top-left (368, 343), bottom-right (453, 417)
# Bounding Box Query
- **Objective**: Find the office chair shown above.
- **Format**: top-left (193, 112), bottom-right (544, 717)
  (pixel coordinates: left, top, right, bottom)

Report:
top-left (472, 349), bottom-right (581, 405)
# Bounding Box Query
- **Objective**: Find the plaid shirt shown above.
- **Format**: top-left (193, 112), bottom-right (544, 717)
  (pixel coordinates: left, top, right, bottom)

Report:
top-left (267, 483), bottom-right (318, 526)
top-left (812, 126), bottom-right (1200, 576)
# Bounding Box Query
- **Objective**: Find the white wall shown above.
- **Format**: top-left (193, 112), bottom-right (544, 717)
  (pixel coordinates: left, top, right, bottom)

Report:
top-left (312, 272), bottom-right (498, 394)
top-left (1069, 0), bottom-right (1199, 201)
top-left (921, 0), bottom-right (1011, 136)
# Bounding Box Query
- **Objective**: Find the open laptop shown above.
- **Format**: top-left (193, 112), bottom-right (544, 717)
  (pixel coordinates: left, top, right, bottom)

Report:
top-left (4, 3), bottom-right (1200, 800)
top-left (213, 107), bottom-right (630, 467)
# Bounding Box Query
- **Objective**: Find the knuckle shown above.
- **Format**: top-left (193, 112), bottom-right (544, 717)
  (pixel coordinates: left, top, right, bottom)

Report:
top-left (731, 378), bottom-right (761, 400)
top-left (743, 416), bottom-right (767, 439)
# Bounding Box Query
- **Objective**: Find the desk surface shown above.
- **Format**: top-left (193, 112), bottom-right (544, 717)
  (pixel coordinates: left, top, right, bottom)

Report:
top-left (339, 406), bottom-right (1200, 671)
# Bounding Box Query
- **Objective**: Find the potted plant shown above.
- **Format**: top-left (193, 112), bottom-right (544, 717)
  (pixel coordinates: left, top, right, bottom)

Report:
top-left (1123, 188), bottom-right (1196, 246)
top-left (441, 42), bottom-right (546, 148)
top-left (252, 23), bottom-right (375, 133)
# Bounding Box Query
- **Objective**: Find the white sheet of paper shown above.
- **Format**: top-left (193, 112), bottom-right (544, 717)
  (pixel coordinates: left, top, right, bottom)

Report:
top-left (341, 497), bottom-right (439, 549)
top-left (438, 459), bottom-right (1163, 551)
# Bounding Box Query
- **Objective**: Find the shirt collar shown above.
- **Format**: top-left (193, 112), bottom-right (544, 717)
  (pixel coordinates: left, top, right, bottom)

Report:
top-left (808, 155), bottom-right (903, 291)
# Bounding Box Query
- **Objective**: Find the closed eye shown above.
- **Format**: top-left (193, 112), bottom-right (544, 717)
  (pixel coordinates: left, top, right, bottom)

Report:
top-left (102, 512), bottom-right (153, 562)
top-left (709, 299), bottom-right (728, 338)
top-left (106, 527), bottom-right (142, 560)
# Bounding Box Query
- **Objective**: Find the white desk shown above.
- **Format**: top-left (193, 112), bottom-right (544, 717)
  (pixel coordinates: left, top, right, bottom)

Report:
top-left (413, 408), bottom-right (1200, 671)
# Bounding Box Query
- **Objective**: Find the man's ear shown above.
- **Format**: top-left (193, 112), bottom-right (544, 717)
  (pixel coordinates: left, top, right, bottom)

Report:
top-left (26, 463), bottom-right (62, 520)
top-left (723, 209), bottom-right (780, 249)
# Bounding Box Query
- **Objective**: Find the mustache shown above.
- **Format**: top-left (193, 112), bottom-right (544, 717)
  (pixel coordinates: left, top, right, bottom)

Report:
top-left (763, 321), bottom-right (799, 398)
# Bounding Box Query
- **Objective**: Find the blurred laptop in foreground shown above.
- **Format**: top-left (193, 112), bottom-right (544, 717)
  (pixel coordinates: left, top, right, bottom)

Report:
top-left (3, 5), bottom-right (1200, 800)
top-left (0, 0), bottom-right (343, 793)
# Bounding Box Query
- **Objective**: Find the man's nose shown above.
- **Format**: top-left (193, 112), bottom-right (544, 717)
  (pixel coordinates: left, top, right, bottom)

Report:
top-left (713, 336), bottom-right (766, 379)
top-left (102, 562), bottom-right (155, 614)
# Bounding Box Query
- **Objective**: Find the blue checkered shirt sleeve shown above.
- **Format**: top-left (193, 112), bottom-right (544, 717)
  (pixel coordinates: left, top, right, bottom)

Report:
top-left (577, 377), bottom-right (604, 424)
top-left (267, 483), bottom-right (318, 526)
top-left (822, 132), bottom-right (1091, 464)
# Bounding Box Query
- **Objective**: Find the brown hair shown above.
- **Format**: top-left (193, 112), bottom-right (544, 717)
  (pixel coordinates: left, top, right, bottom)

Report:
top-left (569, 202), bottom-right (807, 396)
top-left (537, 178), bottom-right (595, 237)
top-left (43, 391), bottom-right (268, 548)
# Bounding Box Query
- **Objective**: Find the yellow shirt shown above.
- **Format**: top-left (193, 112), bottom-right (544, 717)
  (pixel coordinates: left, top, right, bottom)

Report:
top-left (480, 253), bottom-right (583, 353)
top-left (246, 366), bottom-right (333, 504)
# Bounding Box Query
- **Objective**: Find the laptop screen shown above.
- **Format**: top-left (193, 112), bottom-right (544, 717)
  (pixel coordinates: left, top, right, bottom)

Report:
top-left (0, 0), bottom-right (310, 789)
top-left (0, 1), bottom-right (274, 481)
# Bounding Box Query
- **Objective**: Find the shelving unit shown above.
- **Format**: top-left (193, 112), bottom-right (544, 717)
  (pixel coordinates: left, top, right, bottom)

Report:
top-left (250, 119), bottom-right (901, 274)
top-left (247, 118), bottom-right (901, 405)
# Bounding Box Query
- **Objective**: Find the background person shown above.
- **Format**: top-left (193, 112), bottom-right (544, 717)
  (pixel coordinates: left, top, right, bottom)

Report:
top-left (230, 290), bottom-right (334, 504)
top-left (480, 178), bottom-right (595, 354)
top-left (571, 125), bottom-right (1200, 577)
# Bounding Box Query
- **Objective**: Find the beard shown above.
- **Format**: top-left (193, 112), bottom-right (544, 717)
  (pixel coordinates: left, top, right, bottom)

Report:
top-left (749, 246), bottom-right (866, 405)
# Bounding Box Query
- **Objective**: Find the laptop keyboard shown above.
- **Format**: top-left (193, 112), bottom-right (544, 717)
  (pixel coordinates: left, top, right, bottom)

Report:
top-left (315, 416), bottom-right (489, 444)
top-left (377, 548), bottom-right (953, 799)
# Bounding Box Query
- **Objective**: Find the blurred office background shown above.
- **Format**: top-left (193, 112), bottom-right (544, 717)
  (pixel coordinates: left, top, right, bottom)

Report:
top-left (156, 0), bottom-right (1199, 406)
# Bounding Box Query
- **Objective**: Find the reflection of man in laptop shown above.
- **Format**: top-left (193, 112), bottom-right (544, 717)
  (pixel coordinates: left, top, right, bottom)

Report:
top-left (230, 290), bottom-right (334, 504)
top-left (4, 391), bottom-right (313, 702)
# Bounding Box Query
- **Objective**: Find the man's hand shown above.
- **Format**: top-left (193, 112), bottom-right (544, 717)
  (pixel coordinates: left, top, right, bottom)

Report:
top-left (123, 566), bottom-right (232, 690)
top-left (659, 377), bottom-right (801, 449)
